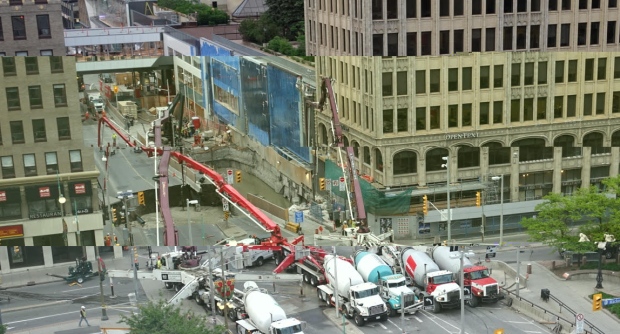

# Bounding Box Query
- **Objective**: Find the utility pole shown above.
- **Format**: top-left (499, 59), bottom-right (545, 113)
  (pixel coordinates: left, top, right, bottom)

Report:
top-left (220, 250), bottom-right (228, 330)
top-left (333, 246), bottom-right (339, 319)
top-left (133, 246), bottom-right (139, 301)
top-left (207, 247), bottom-right (217, 327)
top-left (95, 246), bottom-right (109, 321)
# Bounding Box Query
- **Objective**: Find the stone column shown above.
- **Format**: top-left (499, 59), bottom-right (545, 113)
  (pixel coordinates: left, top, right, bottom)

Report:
top-left (480, 146), bottom-right (489, 179)
top-left (510, 147), bottom-right (520, 202)
top-left (418, 155), bottom-right (427, 187)
top-left (553, 147), bottom-right (563, 194)
top-left (581, 147), bottom-right (592, 188)
top-left (43, 247), bottom-right (54, 267)
top-left (0, 247), bottom-right (10, 274)
top-left (85, 246), bottom-right (96, 261)
top-left (611, 147), bottom-right (620, 177)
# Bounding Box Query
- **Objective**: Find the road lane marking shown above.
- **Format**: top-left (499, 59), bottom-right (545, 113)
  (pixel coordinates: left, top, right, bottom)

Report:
top-left (378, 322), bottom-right (388, 329)
top-left (414, 315), bottom-right (423, 323)
top-left (523, 331), bottom-right (542, 333)
top-left (387, 319), bottom-right (403, 332)
top-left (506, 321), bottom-right (532, 324)
top-left (71, 293), bottom-right (100, 300)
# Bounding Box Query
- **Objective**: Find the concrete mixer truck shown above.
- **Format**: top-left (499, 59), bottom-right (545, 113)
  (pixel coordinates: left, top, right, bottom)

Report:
top-left (235, 281), bottom-right (306, 334)
top-left (401, 247), bottom-right (461, 313)
top-left (354, 251), bottom-right (422, 316)
top-left (412, 245), bottom-right (502, 307)
top-left (316, 255), bottom-right (389, 327)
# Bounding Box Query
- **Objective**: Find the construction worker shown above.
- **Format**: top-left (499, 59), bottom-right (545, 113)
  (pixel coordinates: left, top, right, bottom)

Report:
top-left (104, 233), bottom-right (111, 246)
top-left (341, 221), bottom-right (348, 236)
top-left (156, 256), bottom-right (162, 269)
top-left (113, 233), bottom-right (118, 245)
top-left (112, 133), bottom-right (117, 147)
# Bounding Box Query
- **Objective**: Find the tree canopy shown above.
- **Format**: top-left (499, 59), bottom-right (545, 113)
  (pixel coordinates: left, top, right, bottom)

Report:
top-left (119, 300), bottom-right (225, 334)
top-left (157, 0), bottom-right (229, 26)
top-left (0, 324), bottom-right (6, 334)
top-left (521, 177), bottom-right (620, 253)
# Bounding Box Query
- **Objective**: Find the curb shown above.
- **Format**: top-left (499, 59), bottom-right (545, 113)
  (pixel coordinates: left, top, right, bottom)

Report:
top-left (321, 308), bottom-right (365, 334)
top-left (0, 278), bottom-right (65, 290)
top-left (2, 299), bottom-right (73, 313)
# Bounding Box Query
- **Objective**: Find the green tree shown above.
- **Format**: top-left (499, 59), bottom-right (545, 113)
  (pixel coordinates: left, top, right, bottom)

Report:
top-left (268, 36), bottom-right (294, 55)
top-left (295, 33), bottom-right (306, 57)
top-left (265, 0), bottom-right (304, 39)
top-left (119, 300), bottom-right (225, 334)
top-left (0, 324), bottom-right (6, 334)
top-left (239, 17), bottom-right (279, 44)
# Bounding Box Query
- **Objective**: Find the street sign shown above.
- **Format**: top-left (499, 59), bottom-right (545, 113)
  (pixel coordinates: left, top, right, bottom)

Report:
top-left (423, 296), bottom-right (434, 306)
top-left (339, 177), bottom-right (345, 191)
top-left (332, 180), bottom-right (338, 187)
top-left (223, 200), bottom-right (229, 212)
top-left (602, 297), bottom-right (620, 306)
top-left (226, 169), bottom-right (233, 184)
top-left (576, 313), bottom-right (584, 334)
top-left (295, 211), bottom-right (303, 223)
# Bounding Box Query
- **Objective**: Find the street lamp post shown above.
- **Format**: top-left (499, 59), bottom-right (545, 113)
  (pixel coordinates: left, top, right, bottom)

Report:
top-left (59, 195), bottom-right (67, 245)
top-left (95, 246), bottom-right (109, 321)
top-left (491, 175), bottom-right (504, 246)
top-left (450, 249), bottom-right (475, 334)
top-left (117, 191), bottom-right (134, 245)
top-left (441, 156), bottom-right (451, 243)
top-left (596, 247), bottom-right (604, 289)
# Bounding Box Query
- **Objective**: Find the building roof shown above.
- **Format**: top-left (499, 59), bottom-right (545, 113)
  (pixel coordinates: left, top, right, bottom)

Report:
top-left (232, 0), bottom-right (267, 18)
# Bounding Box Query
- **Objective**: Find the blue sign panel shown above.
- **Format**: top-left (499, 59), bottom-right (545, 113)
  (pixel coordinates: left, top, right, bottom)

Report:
top-left (295, 211), bottom-right (304, 223)
top-left (603, 297), bottom-right (620, 306)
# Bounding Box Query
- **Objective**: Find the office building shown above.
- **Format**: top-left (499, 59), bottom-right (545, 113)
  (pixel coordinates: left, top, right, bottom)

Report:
top-left (0, 0), bottom-right (65, 56)
top-left (305, 0), bottom-right (620, 56)
top-left (0, 56), bottom-right (103, 247)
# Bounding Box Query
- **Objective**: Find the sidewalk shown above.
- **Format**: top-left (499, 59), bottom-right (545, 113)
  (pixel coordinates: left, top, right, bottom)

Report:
top-left (489, 259), bottom-right (620, 334)
top-left (8, 312), bottom-right (128, 334)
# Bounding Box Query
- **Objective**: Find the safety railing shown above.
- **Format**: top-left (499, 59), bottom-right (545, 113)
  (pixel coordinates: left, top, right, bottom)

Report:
top-left (500, 287), bottom-right (604, 334)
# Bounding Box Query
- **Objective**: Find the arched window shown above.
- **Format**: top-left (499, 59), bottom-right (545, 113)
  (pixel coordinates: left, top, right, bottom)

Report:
top-left (512, 138), bottom-right (550, 161)
top-left (426, 148), bottom-right (449, 172)
top-left (319, 123), bottom-right (328, 146)
top-left (554, 135), bottom-right (576, 157)
top-left (457, 146), bottom-right (480, 168)
top-left (583, 132), bottom-right (607, 154)
top-left (483, 142), bottom-right (510, 165)
top-left (353, 141), bottom-right (360, 158)
top-left (612, 130), bottom-right (620, 147)
top-left (375, 148), bottom-right (383, 172)
top-left (363, 147), bottom-right (370, 165)
top-left (393, 151), bottom-right (417, 175)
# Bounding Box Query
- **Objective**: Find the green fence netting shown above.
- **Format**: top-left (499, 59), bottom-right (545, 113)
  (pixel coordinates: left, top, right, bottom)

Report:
top-left (324, 159), bottom-right (413, 215)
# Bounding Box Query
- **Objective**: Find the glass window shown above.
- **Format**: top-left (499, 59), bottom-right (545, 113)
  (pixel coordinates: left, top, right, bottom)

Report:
top-left (555, 61), bottom-right (565, 83)
top-left (387, 0), bottom-right (398, 19)
top-left (440, 30), bottom-right (450, 54)
top-left (480, 66), bottom-right (490, 89)
top-left (524, 63), bottom-right (534, 85)
top-left (578, 23), bottom-right (587, 45)
top-left (32, 119), bottom-right (46, 143)
top-left (454, 30), bottom-right (464, 52)
top-left (615, 57), bottom-right (620, 79)
top-left (511, 64), bottom-right (521, 86)
top-left (486, 0), bottom-right (496, 13)
top-left (503, 27), bottom-right (513, 50)
top-left (421, 0), bottom-right (431, 17)
top-left (407, 32), bottom-right (417, 56)
top-left (36, 15), bottom-right (51, 38)
top-left (598, 58), bottom-right (607, 80)
top-left (407, 0), bottom-right (416, 17)
top-left (537, 97), bottom-right (547, 120)
top-left (382, 72), bottom-right (393, 96)
top-left (516, 26), bottom-right (527, 49)
top-left (25, 57), bottom-right (38, 74)
top-left (531, 0), bottom-right (541, 10)
top-left (562, 0), bottom-right (571, 10)
top-left (29, 86), bottom-right (42, 108)
top-left (455, 0), bottom-right (464, 15)
top-left (517, 0), bottom-right (527, 11)
top-left (6, 87), bottom-right (20, 110)
top-left (554, 96), bottom-right (564, 118)
top-left (387, 33), bottom-right (398, 56)
top-left (449, 68), bottom-right (458, 91)
top-left (493, 101), bottom-right (503, 123)
top-left (511, 99), bottom-right (520, 122)
top-left (57, 117), bottom-right (71, 140)
top-left (524, 98), bottom-right (534, 121)
top-left (608, 21), bottom-right (616, 44)
top-left (591, 22), bottom-right (600, 45)
top-left (579, 0), bottom-right (587, 9)
top-left (50, 56), bottom-right (63, 73)
top-left (472, 29), bottom-right (482, 52)
top-left (585, 59), bottom-right (594, 81)
top-left (421, 31), bottom-right (431, 55)
top-left (397, 108), bottom-right (408, 132)
top-left (504, 0), bottom-right (513, 13)
top-left (472, 0), bottom-right (482, 14)
top-left (10, 121), bottom-right (24, 144)
top-left (561, 24), bottom-right (570, 46)
top-left (383, 109), bottom-right (394, 133)
top-left (567, 95), bottom-right (577, 117)
top-left (430, 69), bottom-right (440, 92)
top-left (53, 84), bottom-right (67, 106)
top-left (596, 92), bottom-right (605, 114)
top-left (11, 16), bottom-right (26, 40)
top-left (416, 107), bottom-right (426, 130)
top-left (480, 102), bottom-right (490, 125)
top-left (448, 105), bottom-right (459, 127)
top-left (568, 60), bottom-right (578, 82)
top-left (611, 0), bottom-right (618, 8)
top-left (494, 65), bottom-right (503, 88)
top-left (613, 91), bottom-right (620, 113)
top-left (430, 106), bottom-right (440, 129)
top-left (549, 0), bottom-right (558, 10)
top-left (2, 57), bottom-right (16, 75)
top-left (486, 28), bottom-right (496, 51)
top-left (548, 24), bottom-right (557, 47)
top-left (69, 150), bottom-right (83, 172)
top-left (45, 152), bottom-right (58, 174)
top-left (372, 0), bottom-right (382, 19)
top-left (530, 25), bottom-right (540, 48)
top-left (538, 61), bottom-right (547, 84)
top-left (1, 156), bottom-right (15, 179)
top-left (462, 103), bottom-right (472, 126)
top-left (584, 93), bottom-right (593, 116)
top-left (416, 70), bottom-right (426, 94)
top-left (23, 154), bottom-right (36, 176)
top-left (373, 34), bottom-right (383, 56)
top-left (396, 71), bottom-right (407, 95)
top-left (441, 0), bottom-right (450, 16)
top-left (462, 67), bottom-right (472, 90)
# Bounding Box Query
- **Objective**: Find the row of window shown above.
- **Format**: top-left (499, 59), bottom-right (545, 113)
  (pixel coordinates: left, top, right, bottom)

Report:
top-left (1, 57), bottom-right (64, 76)
top-left (4, 84), bottom-right (68, 111)
top-left (0, 117), bottom-right (72, 146)
top-left (0, 151), bottom-right (83, 179)
top-left (0, 15), bottom-right (52, 42)
top-left (380, 93), bottom-right (620, 134)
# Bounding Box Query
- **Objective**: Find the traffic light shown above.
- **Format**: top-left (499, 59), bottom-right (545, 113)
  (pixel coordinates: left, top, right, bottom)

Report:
top-left (224, 211), bottom-right (230, 220)
top-left (494, 329), bottom-right (504, 334)
top-left (138, 191), bottom-right (145, 206)
top-left (476, 191), bottom-right (481, 207)
top-left (593, 293), bottom-right (603, 311)
top-left (235, 170), bottom-right (242, 183)
top-left (111, 208), bottom-right (118, 223)
top-left (319, 178), bottom-right (326, 190)
top-left (423, 195), bottom-right (428, 215)
top-left (113, 86), bottom-right (118, 94)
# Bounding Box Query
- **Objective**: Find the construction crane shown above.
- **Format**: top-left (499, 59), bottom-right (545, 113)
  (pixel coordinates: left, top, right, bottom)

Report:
top-left (96, 94), bottom-right (304, 264)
